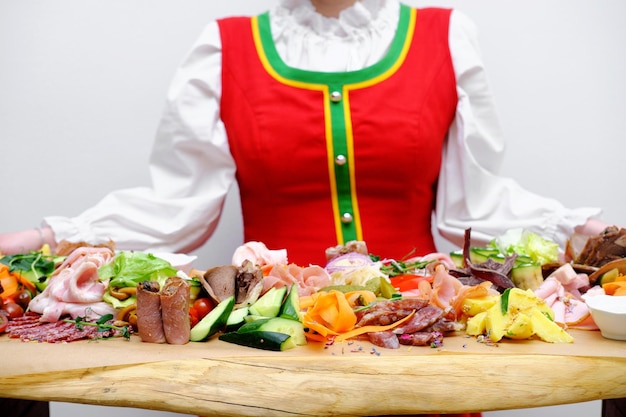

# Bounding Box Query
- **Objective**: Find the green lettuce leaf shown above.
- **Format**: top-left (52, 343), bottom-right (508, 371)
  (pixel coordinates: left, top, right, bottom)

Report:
top-left (0, 251), bottom-right (65, 291)
top-left (99, 251), bottom-right (178, 288)
top-left (491, 228), bottom-right (559, 265)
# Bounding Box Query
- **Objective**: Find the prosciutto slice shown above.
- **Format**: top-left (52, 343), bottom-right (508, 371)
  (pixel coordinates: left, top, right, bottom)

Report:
top-left (136, 281), bottom-right (166, 343)
top-left (29, 246), bottom-right (115, 322)
top-left (263, 264), bottom-right (331, 296)
top-left (160, 277), bottom-right (190, 345)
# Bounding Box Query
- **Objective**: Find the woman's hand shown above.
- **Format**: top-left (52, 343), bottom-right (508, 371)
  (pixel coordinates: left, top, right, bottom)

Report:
top-left (574, 218), bottom-right (617, 237)
top-left (0, 227), bottom-right (56, 255)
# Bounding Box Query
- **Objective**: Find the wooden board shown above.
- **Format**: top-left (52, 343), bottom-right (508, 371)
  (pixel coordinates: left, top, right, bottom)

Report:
top-left (1, 330), bottom-right (625, 416)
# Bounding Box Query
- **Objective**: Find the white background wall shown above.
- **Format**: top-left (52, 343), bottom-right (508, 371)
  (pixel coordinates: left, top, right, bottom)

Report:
top-left (1, 0), bottom-right (624, 416)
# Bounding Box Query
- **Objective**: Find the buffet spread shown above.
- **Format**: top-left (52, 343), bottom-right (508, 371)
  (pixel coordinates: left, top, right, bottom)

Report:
top-left (1, 228), bottom-right (625, 416)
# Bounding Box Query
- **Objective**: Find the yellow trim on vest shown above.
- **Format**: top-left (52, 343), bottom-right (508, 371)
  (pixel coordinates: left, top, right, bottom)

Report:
top-left (250, 9), bottom-right (417, 245)
top-left (338, 8), bottom-right (416, 242)
top-left (340, 90), bottom-right (362, 241)
top-left (251, 16), bottom-right (345, 243)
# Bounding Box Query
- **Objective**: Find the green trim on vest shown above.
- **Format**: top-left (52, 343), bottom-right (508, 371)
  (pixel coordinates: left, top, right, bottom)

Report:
top-left (256, 4), bottom-right (412, 85)
top-left (254, 4), bottom-right (414, 245)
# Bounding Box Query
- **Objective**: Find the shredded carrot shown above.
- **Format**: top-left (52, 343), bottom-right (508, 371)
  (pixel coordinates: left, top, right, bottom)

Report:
top-left (0, 277), bottom-right (18, 302)
top-left (302, 290), bottom-right (417, 343)
top-left (303, 331), bottom-right (329, 343)
top-left (603, 279), bottom-right (626, 296)
top-left (0, 264), bottom-right (10, 279)
top-left (261, 264), bottom-right (274, 276)
top-left (0, 264), bottom-right (37, 300)
top-left (417, 279), bottom-right (432, 300)
top-left (299, 292), bottom-right (323, 310)
top-left (344, 290), bottom-right (377, 307)
top-left (334, 311), bottom-right (415, 342)
top-left (305, 290), bottom-right (356, 333)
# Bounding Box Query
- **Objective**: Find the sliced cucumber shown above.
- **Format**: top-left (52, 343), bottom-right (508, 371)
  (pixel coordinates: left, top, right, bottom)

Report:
top-left (219, 331), bottom-right (295, 351)
top-left (470, 247), bottom-right (500, 264)
top-left (597, 268), bottom-right (620, 286)
top-left (511, 263), bottom-right (543, 291)
top-left (243, 314), bottom-right (267, 323)
top-left (279, 284), bottom-right (301, 321)
top-left (248, 286), bottom-right (287, 318)
top-left (490, 253), bottom-right (509, 264)
top-left (219, 316), bottom-right (306, 351)
top-left (449, 250), bottom-right (464, 268)
top-left (225, 306), bottom-right (249, 332)
top-left (237, 317), bottom-right (306, 346)
top-left (190, 296), bottom-right (235, 342)
top-left (514, 255), bottom-right (535, 266)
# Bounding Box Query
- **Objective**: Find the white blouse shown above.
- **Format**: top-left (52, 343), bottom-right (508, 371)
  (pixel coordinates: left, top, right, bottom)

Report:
top-left (44, 0), bottom-right (600, 254)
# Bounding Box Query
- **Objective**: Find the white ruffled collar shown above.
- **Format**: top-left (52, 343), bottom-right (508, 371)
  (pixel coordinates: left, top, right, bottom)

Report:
top-left (274, 0), bottom-right (397, 39)
top-left (268, 0), bottom-right (399, 72)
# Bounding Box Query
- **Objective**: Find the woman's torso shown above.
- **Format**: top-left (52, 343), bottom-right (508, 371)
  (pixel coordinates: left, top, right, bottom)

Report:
top-left (219, 4), bottom-right (457, 265)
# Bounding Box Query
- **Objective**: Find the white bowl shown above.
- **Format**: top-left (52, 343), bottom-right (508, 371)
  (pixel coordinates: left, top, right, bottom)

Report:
top-left (583, 294), bottom-right (626, 341)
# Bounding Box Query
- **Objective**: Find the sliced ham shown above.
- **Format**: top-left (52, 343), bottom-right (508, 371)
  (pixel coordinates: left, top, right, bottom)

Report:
top-left (533, 264), bottom-right (597, 330)
top-left (29, 247), bottom-right (115, 322)
top-left (430, 264), bottom-right (463, 311)
top-left (263, 264), bottom-right (331, 296)
top-left (407, 252), bottom-right (456, 270)
top-left (232, 241), bottom-right (288, 267)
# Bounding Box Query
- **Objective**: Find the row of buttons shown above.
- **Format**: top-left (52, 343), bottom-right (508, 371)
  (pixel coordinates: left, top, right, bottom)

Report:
top-left (330, 89), bottom-right (353, 225)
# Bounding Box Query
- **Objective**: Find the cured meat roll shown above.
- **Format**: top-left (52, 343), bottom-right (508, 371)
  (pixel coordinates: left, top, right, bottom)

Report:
top-left (160, 276), bottom-right (191, 345)
top-left (136, 281), bottom-right (166, 343)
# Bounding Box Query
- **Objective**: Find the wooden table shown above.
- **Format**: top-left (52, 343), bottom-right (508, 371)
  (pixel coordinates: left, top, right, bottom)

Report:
top-left (1, 329), bottom-right (625, 416)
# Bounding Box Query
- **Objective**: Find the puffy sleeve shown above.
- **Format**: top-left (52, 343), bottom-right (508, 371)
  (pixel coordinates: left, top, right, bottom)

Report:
top-left (435, 10), bottom-right (601, 249)
top-left (44, 21), bottom-right (236, 253)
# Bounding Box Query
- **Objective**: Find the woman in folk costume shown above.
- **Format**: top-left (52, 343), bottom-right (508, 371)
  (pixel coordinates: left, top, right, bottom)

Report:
top-left (2, 0), bottom-right (605, 262)
top-left (1, 1), bottom-right (619, 416)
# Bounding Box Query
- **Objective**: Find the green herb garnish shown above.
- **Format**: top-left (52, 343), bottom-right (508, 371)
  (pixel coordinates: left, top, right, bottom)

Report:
top-left (500, 288), bottom-right (512, 315)
top-left (64, 314), bottom-right (131, 340)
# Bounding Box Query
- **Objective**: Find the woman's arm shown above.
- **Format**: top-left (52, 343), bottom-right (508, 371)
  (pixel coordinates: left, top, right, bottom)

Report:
top-left (0, 227), bottom-right (55, 255)
top-left (1, 21), bottom-right (235, 255)
top-left (435, 10), bottom-right (603, 249)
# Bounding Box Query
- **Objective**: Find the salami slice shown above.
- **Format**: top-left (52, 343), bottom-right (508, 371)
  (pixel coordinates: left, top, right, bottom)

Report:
top-left (136, 281), bottom-right (166, 343)
top-left (160, 277), bottom-right (190, 345)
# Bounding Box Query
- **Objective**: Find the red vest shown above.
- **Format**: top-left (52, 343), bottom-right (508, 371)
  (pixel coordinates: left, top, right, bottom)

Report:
top-left (219, 6), bottom-right (457, 266)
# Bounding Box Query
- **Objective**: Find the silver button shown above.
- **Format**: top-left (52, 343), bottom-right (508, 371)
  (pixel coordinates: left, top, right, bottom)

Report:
top-left (335, 155), bottom-right (347, 166)
top-left (330, 91), bottom-right (342, 102)
top-left (341, 213), bottom-right (353, 224)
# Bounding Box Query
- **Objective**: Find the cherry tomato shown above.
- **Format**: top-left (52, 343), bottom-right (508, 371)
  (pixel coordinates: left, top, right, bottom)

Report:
top-left (3, 301), bottom-right (24, 319)
top-left (193, 298), bottom-right (215, 320)
top-left (0, 313), bottom-right (8, 334)
top-left (188, 307), bottom-right (199, 328)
